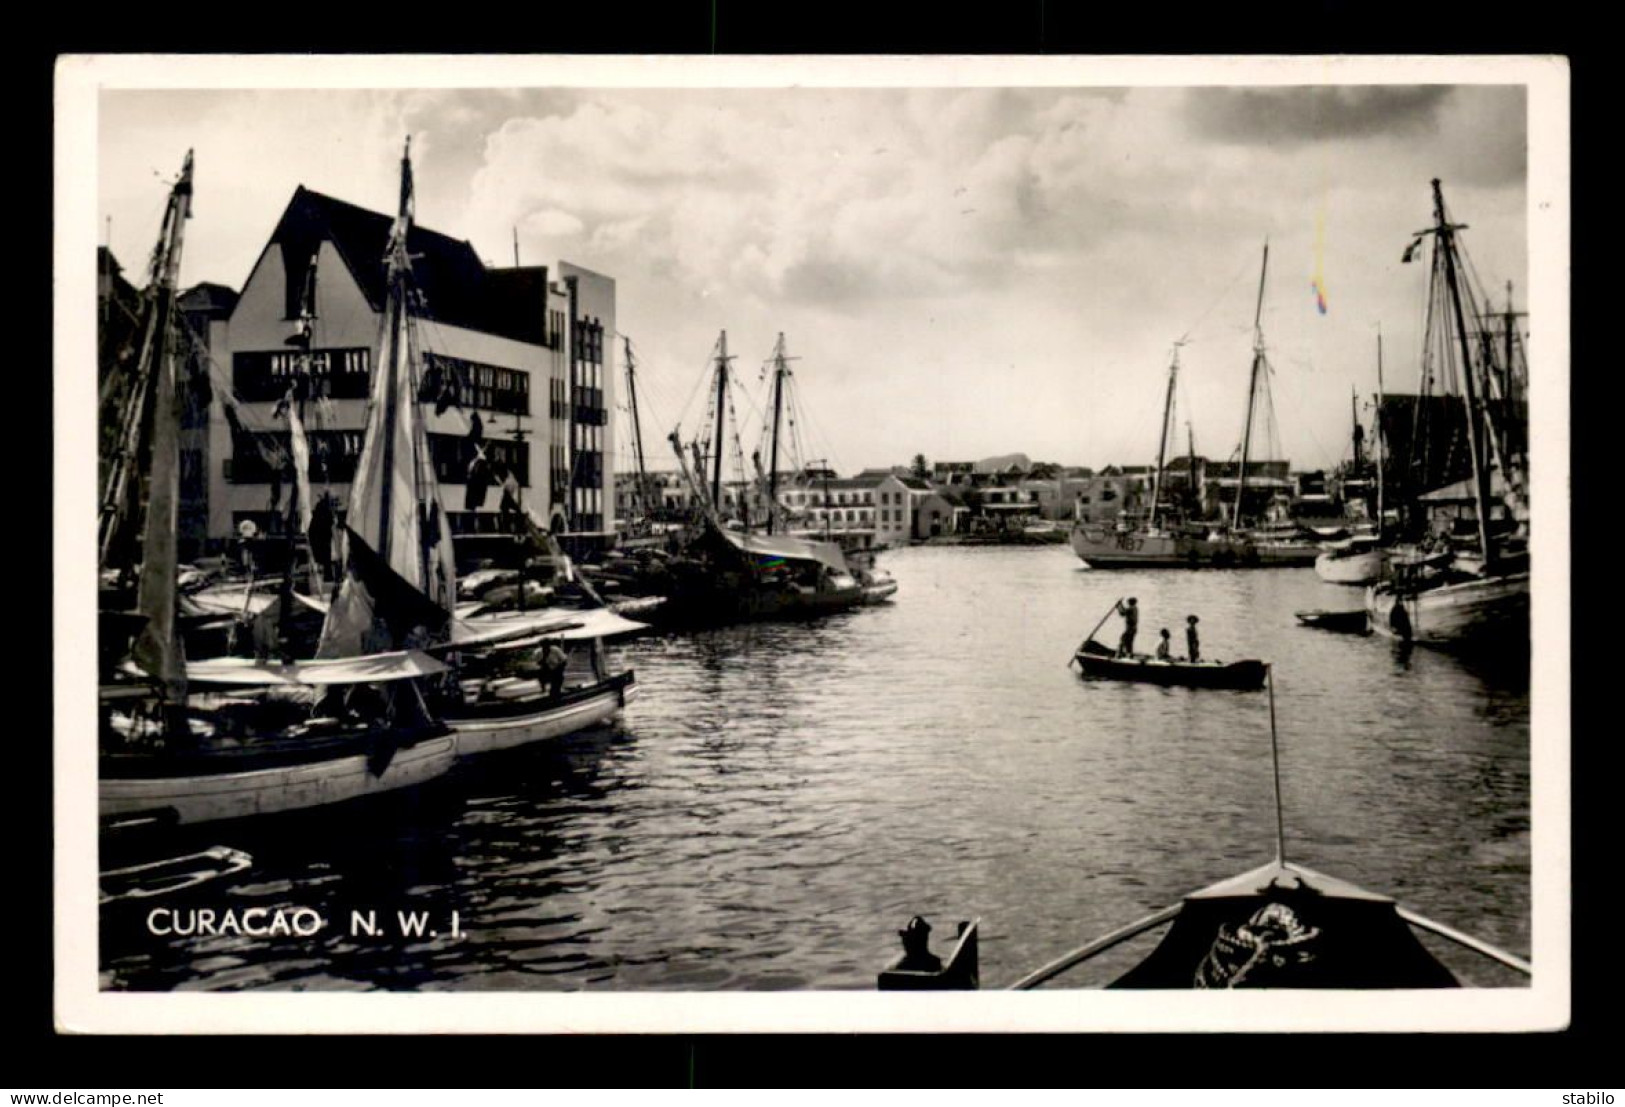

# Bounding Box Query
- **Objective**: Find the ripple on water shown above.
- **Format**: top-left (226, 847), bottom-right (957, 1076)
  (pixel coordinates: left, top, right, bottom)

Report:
top-left (101, 547), bottom-right (1530, 991)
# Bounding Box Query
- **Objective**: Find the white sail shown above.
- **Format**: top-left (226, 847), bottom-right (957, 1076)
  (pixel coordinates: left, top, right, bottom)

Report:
top-left (317, 138), bottom-right (458, 657)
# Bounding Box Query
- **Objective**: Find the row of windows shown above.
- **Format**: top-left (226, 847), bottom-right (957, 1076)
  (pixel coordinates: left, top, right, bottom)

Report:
top-left (228, 429), bottom-right (527, 487)
top-left (784, 490), bottom-right (875, 507)
top-left (233, 348), bottom-right (372, 402)
top-left (424, 352), bottom-right (529, 416)
top-left (572, 319), bottom-right (605, 365)
top-left (572, 453), bottom-right (604, 489)
top-left (228, 429), bottom-right (366, 483)
top-left (428, 433), bottom-right (529, 488)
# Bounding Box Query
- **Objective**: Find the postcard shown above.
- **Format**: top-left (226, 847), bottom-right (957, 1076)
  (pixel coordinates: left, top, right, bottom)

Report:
top-left (56, 53), bottom-right (1569, 1033)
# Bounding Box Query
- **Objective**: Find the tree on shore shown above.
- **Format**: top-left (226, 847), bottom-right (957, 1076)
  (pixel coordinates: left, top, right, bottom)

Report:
top-left (910, 453), bottom-right (930, 480)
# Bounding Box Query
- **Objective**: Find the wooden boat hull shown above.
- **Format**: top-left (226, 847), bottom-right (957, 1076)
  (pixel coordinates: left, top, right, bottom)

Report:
top-left (654, 583), bottom-right (868, 625)
top-left (1070, 526), bottom-right (1294, 570)
top-left (445, 672), bottom-right (637, 758)
top-left (1315, 547), bottom-right (1389, 584)
top-left (100, 733), bottom-right (457, 828)
top-left (1294, 609), bottom-right (1369, 633)
top-left (1364, 571), bottom-right (1530, 645)
top-left (1072, 642), bottom-right (1266, 690)
top-left (1248, 542), bottom-right (1321, 567)
top-left (861, 580), bottom-right (899, 604)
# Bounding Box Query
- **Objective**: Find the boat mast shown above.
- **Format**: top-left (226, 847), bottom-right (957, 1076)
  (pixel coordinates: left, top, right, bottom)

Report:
top-left (1233, 242), bottom-right (1269, 530)
top-left (278, 250), bottom-right (321, 649)
top-left (129, 150), bottom-right (194, 728)
top-left (711, 330), bottom-right (730, 517)
top-left (100, 152), bottom-right (194, 572)
top-left (1187, 423), bottom-right (1197, 516)
top-left (623, 335), bottom-right (650, 522)
top-left (1149, 346), bottom-right (1179, 531)
top-left (1431, 179), bottom-right (1494, 566)
top-left (766, 333), bottom-right (790, 535)
top-left (1376, 327), bottom-right (1385, 539)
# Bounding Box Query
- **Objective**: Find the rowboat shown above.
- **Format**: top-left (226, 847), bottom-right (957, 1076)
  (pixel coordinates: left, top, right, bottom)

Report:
top-left (99, 846), bottom-right (254, 905)
top-left (880, 666), bottom-right (1531, 991)
top-left (1293, 608), bottom-right (1369, 633)
top-left (1071, 639), bottom-right (1266, 691)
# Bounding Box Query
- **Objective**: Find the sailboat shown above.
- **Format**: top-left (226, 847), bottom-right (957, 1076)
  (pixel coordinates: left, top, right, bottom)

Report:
top-left (1316, 339), bottom-right (1393, 585)
top-left (1364, 180), bottom-right (1530, 646)
top-left (878, 667), bottom-right (1530, 991)
top-left (654, 331), bottom-right (870, 625)
top-left (1069, 345), bottom-right (1224, 568)
top-left (1071, 248), bottom-right (1311, 569)
top-left (98, 152), bottom-right (458, 829)
top-left (1228, 244), bottom-right (1319, 567)
top-left (313, 139), bottom-right (641, 757)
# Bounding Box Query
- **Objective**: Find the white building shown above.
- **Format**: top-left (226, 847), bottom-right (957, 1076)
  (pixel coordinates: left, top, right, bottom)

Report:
top-left (211, 186), bottom-right (615, 557)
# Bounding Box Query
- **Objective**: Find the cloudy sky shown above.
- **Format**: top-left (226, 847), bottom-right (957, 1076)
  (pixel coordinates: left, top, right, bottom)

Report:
top-left (97, 73), bottom-right (1530, 476)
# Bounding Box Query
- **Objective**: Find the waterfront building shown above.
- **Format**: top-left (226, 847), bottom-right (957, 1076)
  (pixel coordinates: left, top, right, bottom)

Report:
top-left (1073, 465), bottom-right (1153, 525)
top-left (912, 489), bottom-right (960, 538)
top-left (780, 474), bottom-right (882, 548)
top-left (873, 474), bottom-right (935, 546)
top-left (1201, 459), bottom-right (1292, 522)
top-left (206, 186), bottom-right (615, 559)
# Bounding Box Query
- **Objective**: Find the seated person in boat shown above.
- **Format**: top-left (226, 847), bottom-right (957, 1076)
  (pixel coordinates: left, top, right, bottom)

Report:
top-left (892, 916), bottom-right (942, 973)
top-left (1116, 597), bottom-right (1139, 657)
top-left (1156, 628), bottom-right (1173, 661)
top-left (1186, 615), bottom-right (1200, 662)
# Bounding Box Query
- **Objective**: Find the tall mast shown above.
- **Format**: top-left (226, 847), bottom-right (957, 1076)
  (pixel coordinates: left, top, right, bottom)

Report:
top-left (1432, 179), bottom-right (1494, 565)
top-left (278, 249), bottom-right (321, 648)
top-left (711, 331), bottom-right (730, 515)
top-left (767, 333), bottom-right (791, 535)
top-left (1234, 242), bottom-right (1269, 529)
top-left (1375, 327), bottom-right (1385, 539)
top-left (1149, 346), bottom-right (1179, 531)
top-left (1187, 422), bottom-right (1197, 516)
top-left (623, 335), bottom-right (650, 521)
top-left (1350, 388), bottom-right (1362, 470)
top-left (128, 150), bottom-right (194, 725)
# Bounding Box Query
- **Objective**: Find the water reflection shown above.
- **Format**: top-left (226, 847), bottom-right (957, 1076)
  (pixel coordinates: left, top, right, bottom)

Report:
top-left (102, 546), bottom-right (1531, 991)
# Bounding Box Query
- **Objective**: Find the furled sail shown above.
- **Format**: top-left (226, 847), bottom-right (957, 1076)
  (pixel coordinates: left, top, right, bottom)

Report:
top-left (128, 151), bottom-right (195, 707)
top-left (316, 139), bottom-right (458, 657)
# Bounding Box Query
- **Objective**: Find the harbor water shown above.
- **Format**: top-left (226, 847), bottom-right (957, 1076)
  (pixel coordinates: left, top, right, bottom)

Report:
top-left (100, 545), bottom-right (1531, 991)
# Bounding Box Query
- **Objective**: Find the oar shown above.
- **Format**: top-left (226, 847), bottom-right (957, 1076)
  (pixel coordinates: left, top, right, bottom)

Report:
top-left (1070, 596), bottom-right (1124, 665)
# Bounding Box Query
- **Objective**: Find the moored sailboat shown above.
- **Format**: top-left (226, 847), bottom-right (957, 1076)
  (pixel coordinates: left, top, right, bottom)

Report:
top-left (97, 152), bottom-right (457, 829)
top-left (652, 331), bottom-right (871, 625)
top-left (1316, 337), bottom-right (1394, 585)
top-left (1364, 180), bottom-right (1530, 647)
top-left (311, 139), bottom-right (640, 757)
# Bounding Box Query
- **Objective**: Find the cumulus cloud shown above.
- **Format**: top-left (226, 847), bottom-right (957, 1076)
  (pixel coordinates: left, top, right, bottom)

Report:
top-left (97, 81), bottom-right (1530, 471)
top-left (1183, 86), bottom-right (1453, 144)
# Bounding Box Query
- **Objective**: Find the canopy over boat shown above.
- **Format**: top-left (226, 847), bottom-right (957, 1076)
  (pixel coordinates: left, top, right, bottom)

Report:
top-left (710, 526), bottom-right (851, 575)
top-left (173, 649), bottom-right (446, 686)
top-left (448, 606), bottom-right (648, 648)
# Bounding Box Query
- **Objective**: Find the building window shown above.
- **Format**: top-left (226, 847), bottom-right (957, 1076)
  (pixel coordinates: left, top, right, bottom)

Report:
top-left (233, 347), bottom-right (371, 402)
top-left (423, 352), bottom-right (529, 416)
top-left (427, 433), bottom-right (529, 487)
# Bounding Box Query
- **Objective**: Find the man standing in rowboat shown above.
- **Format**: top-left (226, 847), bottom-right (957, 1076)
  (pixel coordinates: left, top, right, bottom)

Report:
top-left (1116, 597), bottom-right (1139, 657)
top-left (1186, 615), bottom-right (1201, 662)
